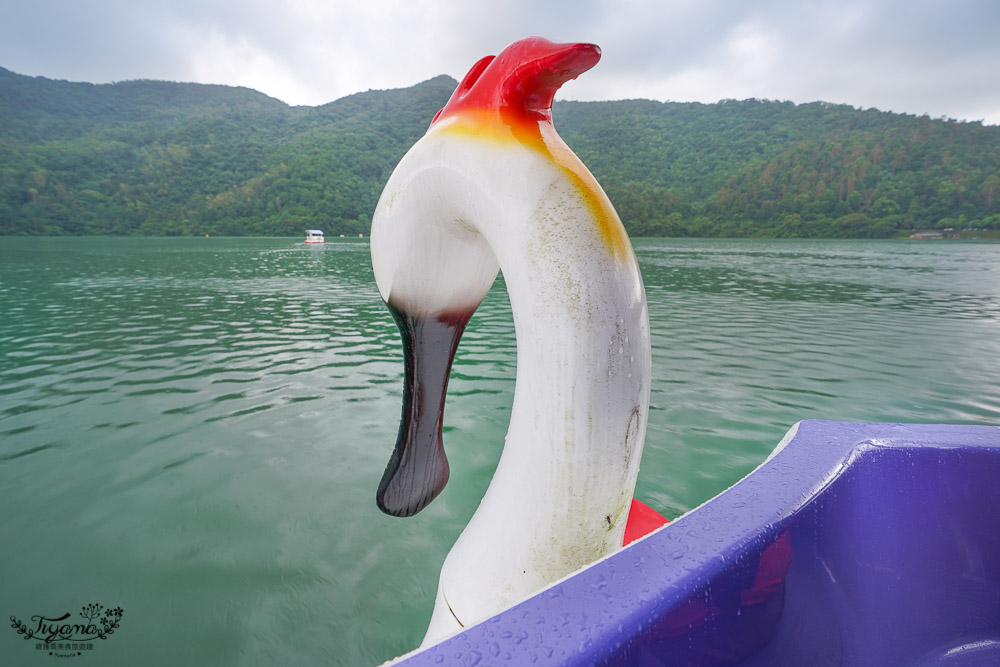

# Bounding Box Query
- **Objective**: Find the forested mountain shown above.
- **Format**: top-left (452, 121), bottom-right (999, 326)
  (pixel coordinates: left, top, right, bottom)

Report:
top-left (2, 66), bottom-right (998, 237)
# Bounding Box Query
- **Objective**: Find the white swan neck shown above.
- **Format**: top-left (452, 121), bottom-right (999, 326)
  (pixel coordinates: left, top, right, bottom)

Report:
top-left (426, 137), bottom-right (651, 632)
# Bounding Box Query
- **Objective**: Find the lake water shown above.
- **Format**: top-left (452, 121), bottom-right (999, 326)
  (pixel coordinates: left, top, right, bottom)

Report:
top-left (1, 236), bottom-right (998, 665)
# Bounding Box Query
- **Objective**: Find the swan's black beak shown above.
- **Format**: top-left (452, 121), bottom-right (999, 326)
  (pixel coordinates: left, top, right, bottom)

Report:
top-left (377, 301), bottom-right (473, 517)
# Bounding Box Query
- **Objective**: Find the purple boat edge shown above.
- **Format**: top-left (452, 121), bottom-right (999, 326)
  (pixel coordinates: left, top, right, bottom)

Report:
top-left (388, 420), bottom-right (1000, 666)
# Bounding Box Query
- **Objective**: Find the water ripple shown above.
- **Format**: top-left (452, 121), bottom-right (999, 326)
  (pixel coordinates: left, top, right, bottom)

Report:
top-left (1, 236), bottom-right (999, 666)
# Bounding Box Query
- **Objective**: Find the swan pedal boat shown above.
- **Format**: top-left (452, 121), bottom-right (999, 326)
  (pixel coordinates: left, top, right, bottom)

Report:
top-left (390, 420), bottom-right (1000, 665)
top-left (370, 38), bottom-right (1000, 665)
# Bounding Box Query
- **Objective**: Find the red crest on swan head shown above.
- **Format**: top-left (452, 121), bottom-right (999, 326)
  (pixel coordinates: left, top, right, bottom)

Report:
top-left (431, 37), bottom-right (601, 127)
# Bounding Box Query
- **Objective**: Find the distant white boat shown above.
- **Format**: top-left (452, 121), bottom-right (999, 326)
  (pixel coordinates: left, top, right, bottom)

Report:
top-left (304, 229), bottom-right (325, 244)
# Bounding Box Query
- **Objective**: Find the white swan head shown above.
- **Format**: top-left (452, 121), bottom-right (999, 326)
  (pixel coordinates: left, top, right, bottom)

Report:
top-left (370, 37), bottom-right (652, 643)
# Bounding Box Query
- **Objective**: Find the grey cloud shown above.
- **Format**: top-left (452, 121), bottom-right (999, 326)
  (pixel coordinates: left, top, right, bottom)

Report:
top-left (1, 0), bottom-right (997, 123)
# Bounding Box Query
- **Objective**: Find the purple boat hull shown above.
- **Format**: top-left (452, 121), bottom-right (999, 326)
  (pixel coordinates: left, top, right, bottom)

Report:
top-left (392, 420), bottom-right (1000, 665)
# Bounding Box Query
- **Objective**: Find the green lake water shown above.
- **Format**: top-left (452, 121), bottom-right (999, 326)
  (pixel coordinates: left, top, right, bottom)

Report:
top-left (1, 236), bottom-right (999, 665)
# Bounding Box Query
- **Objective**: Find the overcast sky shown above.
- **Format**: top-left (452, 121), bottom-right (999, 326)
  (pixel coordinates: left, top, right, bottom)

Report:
top-left (2, 0), bottom-right (999, 125)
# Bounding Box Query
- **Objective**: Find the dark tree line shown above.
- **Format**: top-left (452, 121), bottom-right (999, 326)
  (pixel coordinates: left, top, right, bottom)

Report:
top-left (2, 66), bottom-right (998, 238)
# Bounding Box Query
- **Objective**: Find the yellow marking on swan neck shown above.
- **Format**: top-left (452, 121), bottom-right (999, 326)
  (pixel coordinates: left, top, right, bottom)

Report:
top-left (433, 110), bottom-right (631, 261)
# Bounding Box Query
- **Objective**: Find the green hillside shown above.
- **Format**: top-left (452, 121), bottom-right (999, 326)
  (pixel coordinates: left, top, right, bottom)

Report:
top-left (2, 66), bottom-right (998, 237)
